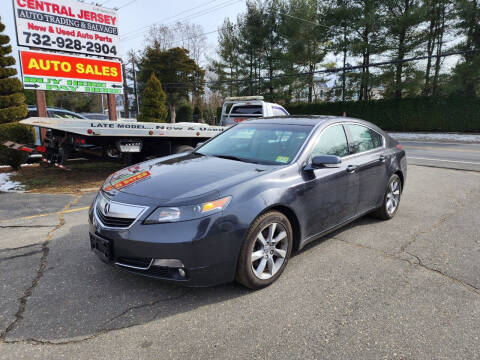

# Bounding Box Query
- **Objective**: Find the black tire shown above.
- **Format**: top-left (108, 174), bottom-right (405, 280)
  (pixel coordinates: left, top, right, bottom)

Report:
top-left (173, 145), bottom-right (194, 154)
top-left (236, 211), bottom-right (293, 290)
top-left (373, 174), bottom-right (402, 220)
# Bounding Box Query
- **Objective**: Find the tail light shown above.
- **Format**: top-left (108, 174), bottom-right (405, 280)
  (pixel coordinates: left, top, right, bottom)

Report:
top-left (396, 144), bottom-right (404, 150)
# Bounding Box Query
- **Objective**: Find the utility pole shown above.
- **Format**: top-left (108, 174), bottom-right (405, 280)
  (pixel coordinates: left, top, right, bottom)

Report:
top-left (122, 63), bottom-right (129, 118)
top-left (131, 54), bottom-right (140, 117)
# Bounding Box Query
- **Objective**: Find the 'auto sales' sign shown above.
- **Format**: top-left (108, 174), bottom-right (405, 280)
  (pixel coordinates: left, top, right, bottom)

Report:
top-left (19, 50), bottom-right (123, 94)
top-left (13, 0), bottom-right (119, 58)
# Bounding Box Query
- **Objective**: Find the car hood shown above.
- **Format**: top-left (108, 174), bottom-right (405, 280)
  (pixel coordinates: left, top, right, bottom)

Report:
top-left (104, 153), bottom-right (271, 203)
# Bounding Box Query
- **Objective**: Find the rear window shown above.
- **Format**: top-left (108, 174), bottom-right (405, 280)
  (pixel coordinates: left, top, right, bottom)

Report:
top-left (231, 105), bottom-right (263, 115)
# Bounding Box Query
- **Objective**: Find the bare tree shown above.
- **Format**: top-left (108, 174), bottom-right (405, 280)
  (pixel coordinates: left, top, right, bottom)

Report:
top-left (145, 24), bottom-right (175, 50)
top-left (173, 22), bottom-right (207, 64)
top-left (144, 22), bottom-right (207, 64)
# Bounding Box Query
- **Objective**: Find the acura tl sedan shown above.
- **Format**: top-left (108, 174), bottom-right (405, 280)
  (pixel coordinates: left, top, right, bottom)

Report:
top-left (89, 116), bottom-right (406, 289)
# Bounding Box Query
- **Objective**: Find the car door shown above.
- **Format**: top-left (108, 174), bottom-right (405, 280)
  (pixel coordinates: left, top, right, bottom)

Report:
top-left (301, 124), bottom-right (359, 238)
top-left (345, 124), bottom-right (388, 214)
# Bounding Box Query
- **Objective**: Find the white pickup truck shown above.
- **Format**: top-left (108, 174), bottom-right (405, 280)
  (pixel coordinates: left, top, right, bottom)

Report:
top-left (5, 97), bottom-right (289, 168)
top-left (220, 96), bottom-right (289, 126)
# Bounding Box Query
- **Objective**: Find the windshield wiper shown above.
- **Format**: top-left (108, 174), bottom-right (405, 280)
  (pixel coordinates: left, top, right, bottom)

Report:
top-left (211, 154), bottom-right (259, 164)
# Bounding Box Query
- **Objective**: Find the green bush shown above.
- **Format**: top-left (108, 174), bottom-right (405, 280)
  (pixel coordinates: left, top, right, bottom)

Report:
top-left (176, 103), bottom-right (193, 123)
top-left (286, 97), bottom-right (480, 132)
top-left (0, 122), bottom-right (35, 170)
top-left (138, 73), bottom-right (168, 122)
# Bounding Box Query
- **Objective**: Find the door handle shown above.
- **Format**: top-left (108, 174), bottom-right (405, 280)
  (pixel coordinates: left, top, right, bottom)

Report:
top-left (346, 165), bottom-right (358, 173)
top-left (379, 155), bottom-right (386, 162)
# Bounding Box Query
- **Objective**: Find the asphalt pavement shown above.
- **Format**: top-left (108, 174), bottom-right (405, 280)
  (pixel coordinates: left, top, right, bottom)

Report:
top-left (1, 165), bottom-right (480, 359)
top-left (401, 140), bottom-right (480, 171)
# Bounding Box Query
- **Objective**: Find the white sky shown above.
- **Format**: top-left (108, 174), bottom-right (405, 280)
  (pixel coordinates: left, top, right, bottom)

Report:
top-left (1, 0), bottom-right (247, 70)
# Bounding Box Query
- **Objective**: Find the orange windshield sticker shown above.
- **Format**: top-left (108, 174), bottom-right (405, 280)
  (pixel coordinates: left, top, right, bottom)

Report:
top-left (104, 171), bottom-right (150, 191)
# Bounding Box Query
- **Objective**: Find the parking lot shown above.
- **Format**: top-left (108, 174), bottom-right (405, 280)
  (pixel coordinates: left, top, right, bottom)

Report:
top-left (0, 164), bottom-right (480, 359)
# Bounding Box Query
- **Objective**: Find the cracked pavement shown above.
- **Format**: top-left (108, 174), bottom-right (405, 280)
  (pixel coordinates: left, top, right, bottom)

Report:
top-left (0, 165), bottom-right (479, 359)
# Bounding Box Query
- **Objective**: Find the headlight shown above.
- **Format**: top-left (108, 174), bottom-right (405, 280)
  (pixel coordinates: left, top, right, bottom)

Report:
top-left (144, 196), bottom-right (232, 224)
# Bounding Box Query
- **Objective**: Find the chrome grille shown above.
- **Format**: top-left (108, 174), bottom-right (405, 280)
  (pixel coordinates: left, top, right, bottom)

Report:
top-left (96, 211), bottom-right (135, 228)
top-left (94, 193), bottom-right (147, 229)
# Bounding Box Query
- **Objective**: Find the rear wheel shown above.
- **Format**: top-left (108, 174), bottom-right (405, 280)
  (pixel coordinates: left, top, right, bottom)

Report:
top-left (236, 211), bottom-right (293, 289)
top-left (373, 174), bottom-right (402, 220)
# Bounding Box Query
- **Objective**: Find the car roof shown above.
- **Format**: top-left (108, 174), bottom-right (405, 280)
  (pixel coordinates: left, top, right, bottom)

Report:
top-left (245, 115), bottom-right (340, 126)
top-left (251, 115), bottom-right (389, 137)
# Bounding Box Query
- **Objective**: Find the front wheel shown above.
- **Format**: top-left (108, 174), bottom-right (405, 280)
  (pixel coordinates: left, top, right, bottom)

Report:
top-left (236, 211), bottom-right (293, 289)
top-left (373, 174), bottom-right (402, 220)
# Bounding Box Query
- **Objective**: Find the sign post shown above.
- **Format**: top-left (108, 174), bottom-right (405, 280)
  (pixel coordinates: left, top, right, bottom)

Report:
top-left (107, 94), bottom-right (117, 121)
top-left (35, 89), bottom-right (47, 141)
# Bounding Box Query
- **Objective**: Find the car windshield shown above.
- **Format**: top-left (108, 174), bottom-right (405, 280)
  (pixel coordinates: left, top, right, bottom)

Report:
top-left (196, 123), bottom-right (313, 165)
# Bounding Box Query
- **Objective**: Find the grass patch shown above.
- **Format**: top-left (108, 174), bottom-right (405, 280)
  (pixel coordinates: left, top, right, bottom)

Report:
top-left (6, 160), bottom-right (124, 193)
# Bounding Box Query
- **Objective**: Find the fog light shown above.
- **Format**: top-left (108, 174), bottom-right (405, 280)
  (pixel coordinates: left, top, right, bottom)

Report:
top-left (178, 268), bottom-right (186, 277)
top-left (152, 259), bottom-right (184, 268)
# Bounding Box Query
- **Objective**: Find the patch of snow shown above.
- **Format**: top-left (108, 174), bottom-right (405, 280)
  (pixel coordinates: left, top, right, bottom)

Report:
top-left (389, 132), bottom-right (480, 143)
top-left (0, 163), bottom-right (37, 169)
top-left (0, 173), bottom-right (25, 193)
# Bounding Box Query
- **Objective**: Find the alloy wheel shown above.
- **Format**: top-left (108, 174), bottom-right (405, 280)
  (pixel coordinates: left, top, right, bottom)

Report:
top-left (386, 179), bottom-right (401, 215)
top-left (251, 222), bottom-right (289, 280)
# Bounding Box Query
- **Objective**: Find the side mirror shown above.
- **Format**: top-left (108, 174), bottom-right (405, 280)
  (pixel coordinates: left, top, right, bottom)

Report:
top-left (305, 155), bottom-right (341, 171)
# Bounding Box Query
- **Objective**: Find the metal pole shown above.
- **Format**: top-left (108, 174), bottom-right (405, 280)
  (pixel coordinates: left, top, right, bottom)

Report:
top-left (131, 54), bottom-right (139, 116)
top-left (122, 63), bottom-right (129, 118)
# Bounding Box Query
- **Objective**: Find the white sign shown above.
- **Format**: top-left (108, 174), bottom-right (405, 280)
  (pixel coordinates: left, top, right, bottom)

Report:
top-left (13, 0), bottom-right (119, 58)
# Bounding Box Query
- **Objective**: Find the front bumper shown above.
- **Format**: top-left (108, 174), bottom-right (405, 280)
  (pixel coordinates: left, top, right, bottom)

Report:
top-left (88, 198), bottom-right (245, 287)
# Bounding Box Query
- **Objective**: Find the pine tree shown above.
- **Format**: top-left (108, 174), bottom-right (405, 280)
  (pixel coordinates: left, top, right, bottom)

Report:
top-left (0, 20), bottom-right (27, 124)
top-left (137, 47), bottom-right (204, 123)
top-left (383, 0), bottom-right (425, 99)
top-left (448, 0), bottom-right (480, 96)
top-left (138, 74), bottom-right (168, 123)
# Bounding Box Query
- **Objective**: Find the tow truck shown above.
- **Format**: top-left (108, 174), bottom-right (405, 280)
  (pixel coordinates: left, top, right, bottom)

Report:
top-left (2, 97), bottom-right (288, 170)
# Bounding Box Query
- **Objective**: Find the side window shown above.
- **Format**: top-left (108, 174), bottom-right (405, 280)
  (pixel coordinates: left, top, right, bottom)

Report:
top-left (347, 124), bottom-right (383, 154)
top-left (272, 106), bottom-right (288, 116)
top-left (311, 125), bottom-right (349, 158)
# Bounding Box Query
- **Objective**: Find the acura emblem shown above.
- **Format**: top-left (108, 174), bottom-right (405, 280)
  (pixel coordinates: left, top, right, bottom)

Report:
top-left (103, 202), bottom-right (111, 215)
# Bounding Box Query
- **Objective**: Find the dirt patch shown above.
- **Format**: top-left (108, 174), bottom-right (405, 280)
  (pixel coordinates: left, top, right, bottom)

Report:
top-left (2, 161), bottom-right (123, 193)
